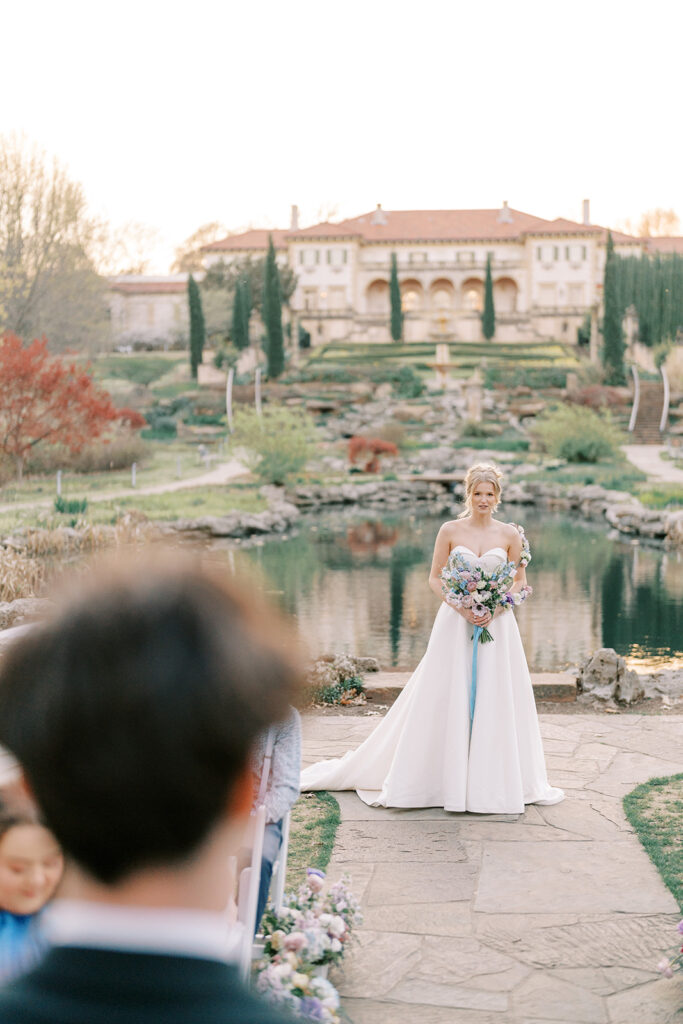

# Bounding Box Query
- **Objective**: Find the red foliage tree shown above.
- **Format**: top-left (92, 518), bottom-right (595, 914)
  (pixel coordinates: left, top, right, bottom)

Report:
top-left (348, 436), bottom-right (399, 474)
top-left (0, 333), bottom-right (144, 480)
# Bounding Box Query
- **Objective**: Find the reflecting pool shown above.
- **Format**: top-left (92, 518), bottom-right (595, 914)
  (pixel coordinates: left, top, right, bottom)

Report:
top-left (223, 507), bottom-right (682, 673)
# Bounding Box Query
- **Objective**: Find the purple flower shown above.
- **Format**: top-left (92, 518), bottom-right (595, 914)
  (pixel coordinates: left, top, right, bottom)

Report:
top-left (678, 920), bottom-right (683, 935)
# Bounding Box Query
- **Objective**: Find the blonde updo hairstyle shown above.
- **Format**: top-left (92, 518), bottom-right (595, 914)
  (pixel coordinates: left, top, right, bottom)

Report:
top-left (458, 463), bottom-right (503, 519)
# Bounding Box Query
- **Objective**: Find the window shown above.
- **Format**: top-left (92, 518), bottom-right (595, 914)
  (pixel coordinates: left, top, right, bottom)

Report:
top-left (568, 283), bottom-right (585, 306)
top-left (342, 249), bottom-right (348, 264)
top-left (565, 246), bottom-right (570, 260)
top-left (303, 287), bottom-right (317, 311)
top-left (315, 250), bottom-right (320, 265)
top-left (329, 286), bottom-right (346, 310)
top-left (582, 246), bottom-right (587, 260)
top-left (536, 246), bottom-right (542, 261)
top-left (553, 246), bottom-right (559, 260)
top-left (326, 250), bottom-right (331, 264)
top-left (299, 251), bottom-right (304, 265)
top-left (538, 283), bottom-right (557, 307)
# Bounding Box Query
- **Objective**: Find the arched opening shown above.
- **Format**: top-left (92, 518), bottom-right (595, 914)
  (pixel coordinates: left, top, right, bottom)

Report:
top-left (400, 278), bottom-right (424, 312)
top-left (462, 277), bottom-right (484, 312)
top-left (429, 278), bottom-right (456, 311)
top-left (366, 279), bottom-right (390, 314)
top-left (493, 277), bottom-right (518, 313)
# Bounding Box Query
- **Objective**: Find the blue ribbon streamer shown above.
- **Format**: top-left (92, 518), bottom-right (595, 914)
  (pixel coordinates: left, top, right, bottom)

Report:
top-left (470, 625), bottom-right (483, 727)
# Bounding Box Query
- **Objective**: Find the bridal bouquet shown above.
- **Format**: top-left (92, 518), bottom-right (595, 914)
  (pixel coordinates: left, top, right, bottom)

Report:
top-left (440, 552), bottom-right (519, 643)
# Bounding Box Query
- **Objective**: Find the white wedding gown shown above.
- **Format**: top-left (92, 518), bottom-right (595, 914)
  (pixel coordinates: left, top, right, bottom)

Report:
top-left (301, 546), bottom-right (564, 813)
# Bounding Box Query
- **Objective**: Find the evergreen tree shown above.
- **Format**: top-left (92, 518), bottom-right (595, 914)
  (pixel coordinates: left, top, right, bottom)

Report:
top-left (601, 232), bottom-right (625, 385)
top-left (262, 235), bottom-right (285, 377)
top-left (187, 274), bottom-right (205, 378)
top-left (389, 253), bottom-right (403, 342)
top-left (241, 274), bottom-right (252, 347)
top-left (482, 254), bottom-right (495, 340)
top-left (231, 279), bottom-right (246, 349)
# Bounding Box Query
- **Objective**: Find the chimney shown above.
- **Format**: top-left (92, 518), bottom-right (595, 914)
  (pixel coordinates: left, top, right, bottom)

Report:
top-left (582, 199), bottom-right (590, 225)
top-left (290, 204), bottom-right (299, 231)
top-left (498, 200), bottom-right (513, 223)
top-left (371, 203), bottom-right (387, 225)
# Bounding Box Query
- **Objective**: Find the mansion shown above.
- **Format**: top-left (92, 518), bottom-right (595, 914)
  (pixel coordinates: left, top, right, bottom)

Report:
top-left (201, 201), bottom-right (647, 345)
top-left (107, 203), bottom-right (681, 348)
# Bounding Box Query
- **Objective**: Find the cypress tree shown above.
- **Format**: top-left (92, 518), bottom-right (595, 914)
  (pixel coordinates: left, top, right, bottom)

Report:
top-left (601, 232), bottom-right (625, 384)
top-left (241, 274), bottom-right (252, 347)
top-left (389, 252), bottom-right (403, 342)
top-left (231, 279), bottom-right (246, 349)
top-left (482, 254), bottom-right (495, 340)
top-left (187, 274), bottom-right (205, 379)
top-left (262, 235), bottom-right (284, 377)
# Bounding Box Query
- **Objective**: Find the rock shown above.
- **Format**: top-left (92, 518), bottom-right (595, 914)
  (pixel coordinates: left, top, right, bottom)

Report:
top-left (349, 381), bottom-right (374, 398)
top-left (0, 598), bottom-right (51, 631)
top-left (374, 383), bottom-right (393, 400)
top-left (576, 648), bottom-right (644, 705)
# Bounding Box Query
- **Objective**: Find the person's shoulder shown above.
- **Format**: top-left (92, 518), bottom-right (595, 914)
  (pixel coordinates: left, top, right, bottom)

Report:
top-left (497, 521), bottom-right (522, 540)
top-left (437, 518), bottom-right (463, 536)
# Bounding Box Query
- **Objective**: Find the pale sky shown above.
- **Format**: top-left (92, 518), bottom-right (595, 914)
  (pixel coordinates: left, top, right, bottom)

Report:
top-left (3, 0), bottom-right (682, 272)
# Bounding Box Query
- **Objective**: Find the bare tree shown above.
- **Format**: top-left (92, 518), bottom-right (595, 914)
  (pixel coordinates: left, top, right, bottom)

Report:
top-left (0, 136), bottom-right (110, 353)
top-left (171, 222), bottom-right (228, 272)
top-left (102, 221), bottom-right (162, 275)
top-left (620, 208), bottom-right (681, 238)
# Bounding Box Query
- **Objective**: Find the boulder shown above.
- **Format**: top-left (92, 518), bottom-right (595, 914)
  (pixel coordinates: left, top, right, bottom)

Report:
top-left (576, 647), bottom-right (644, 704)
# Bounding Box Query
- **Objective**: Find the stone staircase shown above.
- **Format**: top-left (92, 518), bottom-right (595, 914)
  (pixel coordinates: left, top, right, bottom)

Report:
top-left (631, 379), bottom-right (667, 443)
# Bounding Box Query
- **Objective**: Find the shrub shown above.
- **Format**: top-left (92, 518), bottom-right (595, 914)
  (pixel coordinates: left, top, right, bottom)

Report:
top-left (531, 404), bottom-right (625, 462)
top-left (0, 548), bottom-right (46, 602)
top-left (375, 420), bottom-right (406, 449)
top-left (24, 434), bottom-right (149, 474)
top-left (54, 496), bottom-right (88, 515)
top-left (307, 656), bottom-right (367, 705)
top-left (230, 405), bottom-right (317, 485)
top-left (461, 419), bottom-right (490, 438)
top-left (348, 437), bottom-right (399, 473)
top-left (484, 366), bottom-right (571, 390)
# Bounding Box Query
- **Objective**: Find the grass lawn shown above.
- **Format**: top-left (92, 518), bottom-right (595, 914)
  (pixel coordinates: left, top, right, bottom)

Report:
top-left (0, 483), bottom-right (265, 534)
top-left (624, 773), bottom-right (683, 911)
top-left (636, 484), bottom-right (683, 510)
top-left (0, 439), bottom-right (229, 507)
top-left (285, 792), bottom-right (341, 890)
top-left (521, 459), bottom-right (648, 492)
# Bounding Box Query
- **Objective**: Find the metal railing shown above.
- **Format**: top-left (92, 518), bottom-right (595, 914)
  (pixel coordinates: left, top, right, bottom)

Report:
top-left (628, 365), bottom-right (640, 433)
top-left (660, 365), bottom-right (670, 433)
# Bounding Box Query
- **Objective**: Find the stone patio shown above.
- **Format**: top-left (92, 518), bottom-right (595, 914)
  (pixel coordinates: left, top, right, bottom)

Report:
top-left (302, 713), bottom-right (683, 1023)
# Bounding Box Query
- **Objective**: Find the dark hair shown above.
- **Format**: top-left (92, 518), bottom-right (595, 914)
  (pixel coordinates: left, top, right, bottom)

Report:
top-left (0, 802), bottom-right (40, 843)
top-left (0, 552), bottom-right (302, 884)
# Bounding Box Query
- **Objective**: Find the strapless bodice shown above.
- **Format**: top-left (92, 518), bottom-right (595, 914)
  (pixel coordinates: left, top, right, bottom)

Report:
top-left (453, 545), bottom-right (507, 569)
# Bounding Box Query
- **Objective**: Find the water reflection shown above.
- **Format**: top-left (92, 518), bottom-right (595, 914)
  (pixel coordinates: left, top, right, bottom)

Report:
top-left (229, 509), bottom-right (683, 672)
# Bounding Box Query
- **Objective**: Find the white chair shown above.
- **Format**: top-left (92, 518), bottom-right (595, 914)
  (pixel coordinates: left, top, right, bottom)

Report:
top-left (235, 803), bottom-right (267, 981)
top-left (269, 809), bottom-right (291, 916)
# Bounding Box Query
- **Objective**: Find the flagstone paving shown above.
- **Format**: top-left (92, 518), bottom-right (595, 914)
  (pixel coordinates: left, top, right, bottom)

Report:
top-left (301, 713), bottom-right (683, 1023)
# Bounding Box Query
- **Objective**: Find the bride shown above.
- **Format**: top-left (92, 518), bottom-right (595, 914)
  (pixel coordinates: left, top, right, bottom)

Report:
top-left (301, 463), bottom-right (564, 813)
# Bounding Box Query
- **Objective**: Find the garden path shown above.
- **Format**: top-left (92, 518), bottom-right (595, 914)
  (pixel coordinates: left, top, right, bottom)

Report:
top-left (302, 712), bottom-right (683, 1023)
top-left (0, 458), bottom-right (248, 515)
top-left (623, 445), bottom-right (683, 484)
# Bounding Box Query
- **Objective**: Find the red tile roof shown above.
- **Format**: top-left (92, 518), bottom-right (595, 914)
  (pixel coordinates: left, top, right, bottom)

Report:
top-left (286, 221), bottom-right (362, 240)
top-left (644, 236), bottom-right (683, 254)
top-left (109, 280), bottom-right (187, 294)
top-left (201, 229), bottom-right (288, 252)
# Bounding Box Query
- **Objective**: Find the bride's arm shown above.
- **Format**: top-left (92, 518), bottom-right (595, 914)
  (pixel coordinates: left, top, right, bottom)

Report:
top-left (428, 525), bottom-right (452, 601)
top-left (493, 531), bottom-right (530, 619)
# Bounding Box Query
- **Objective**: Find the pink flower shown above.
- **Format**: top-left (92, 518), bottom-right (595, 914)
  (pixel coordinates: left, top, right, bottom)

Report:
top-left (467, 582), bottom-right (478, 592)
top-left (473, 603), bottom-right (486, 617)
top-left (283, 931), bottom-right (307, 952)
top-left (677, 920), bottom-right (683, 935)
top-left (462, 595), bottom-right (473, 608)
top-left (657, 958), bottom-right (674, 978)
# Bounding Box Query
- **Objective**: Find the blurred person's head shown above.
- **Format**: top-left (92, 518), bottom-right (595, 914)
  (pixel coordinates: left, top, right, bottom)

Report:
top-left (0, 551), bottom-right (302, 889)
top-left (0, 804), bottom-right (63, 916)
